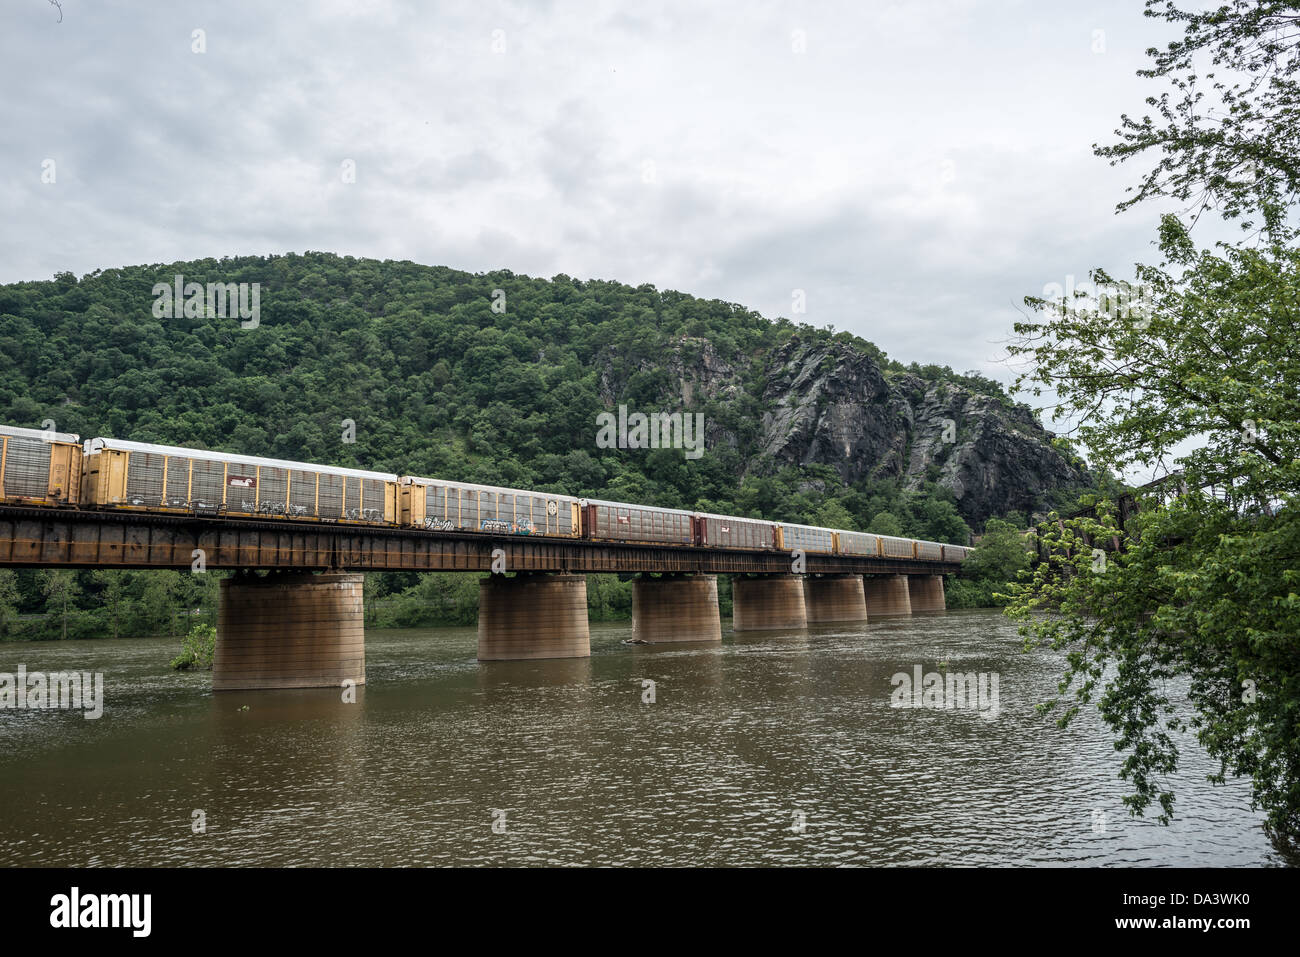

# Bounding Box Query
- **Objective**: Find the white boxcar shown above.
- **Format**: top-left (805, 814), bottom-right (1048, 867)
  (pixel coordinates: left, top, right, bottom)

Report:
top-left (778, 522), bottom-right (835, 555)
top-left (835, 530), bottom-right (883, 557)
top-left (878, 535), bottom-right (916, 560)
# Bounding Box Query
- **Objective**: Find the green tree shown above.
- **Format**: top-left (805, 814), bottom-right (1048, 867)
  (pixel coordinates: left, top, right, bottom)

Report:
top-left (137, 572), bottom-right (181, 637)
top-left (947, 518), bottom-right (1034, 608)
top-left (170, 623), bottom-right (217, 671)
top-left (39, 570), bottom-right (80, 641)
top-left (866, 510), bottom-right (903, 537)
top-left (1096, 0), bottom-right (1300, 237)
top-left (811, 500), bottom-right (857, 531)
top-left (1009, 1), bottom-right (1300, 841)
top-left (92, 569), bottom-right (127, 639)
top-left (0, 569), bottom-right (21, 639)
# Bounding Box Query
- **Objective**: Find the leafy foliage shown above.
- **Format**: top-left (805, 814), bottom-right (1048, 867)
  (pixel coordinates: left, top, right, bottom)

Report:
top-left (1097, 0), bottom-right (1300, 236)
top-left (946, 518), bottom-right (1035, 609)
top-left (1010, 0), bottom-right (1300, 845)
top-left (170, 623), bottom-right (217, 671)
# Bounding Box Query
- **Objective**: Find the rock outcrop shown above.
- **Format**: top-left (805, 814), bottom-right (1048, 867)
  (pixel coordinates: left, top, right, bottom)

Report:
top-left (612, 335), bottom-right (1091, 526)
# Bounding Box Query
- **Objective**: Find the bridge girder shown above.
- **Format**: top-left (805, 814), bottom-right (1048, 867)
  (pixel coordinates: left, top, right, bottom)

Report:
top-left (0, 507), bottom-right (959, 577)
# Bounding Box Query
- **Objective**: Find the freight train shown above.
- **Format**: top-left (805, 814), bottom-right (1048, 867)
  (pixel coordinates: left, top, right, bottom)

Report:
top-left (0, 424), bottom-right (971, 563)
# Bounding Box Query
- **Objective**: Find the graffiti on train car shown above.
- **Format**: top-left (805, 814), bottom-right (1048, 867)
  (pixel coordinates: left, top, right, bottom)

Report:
top-left (480, 520), bottom-right (536, 535)
top-left (423, 518), bottom-right (456, 531)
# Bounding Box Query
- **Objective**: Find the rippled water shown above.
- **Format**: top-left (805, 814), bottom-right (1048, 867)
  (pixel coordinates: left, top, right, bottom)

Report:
top-left (0, 609), bottom-right (1284, 866)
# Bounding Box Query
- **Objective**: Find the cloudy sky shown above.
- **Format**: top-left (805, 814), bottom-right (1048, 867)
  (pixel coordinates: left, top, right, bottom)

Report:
top-left (4, 1), bottom-right (1198, 394)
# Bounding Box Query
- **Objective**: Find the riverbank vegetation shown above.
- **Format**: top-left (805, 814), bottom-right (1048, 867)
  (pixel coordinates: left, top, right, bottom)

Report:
top-left (169, 623), bottom-right (216, 671)
top-left (944, 518), bottom-right (1035, 609)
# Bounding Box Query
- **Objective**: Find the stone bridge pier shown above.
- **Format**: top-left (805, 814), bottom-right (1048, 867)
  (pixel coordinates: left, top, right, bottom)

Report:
top-left (908, 574), bottom-right (947, 613)
top-left (213, 571), bottom-right (366, 691)
top-left (477, 572), bottom-right (591, 660)
top-left (632, 574), bottom-right (722, 642)
top-left (803, 574), bottom-right (868, 624)
top-left (863, 574), bottom-right (912, 617)
top-left (731, 574), bottom-right (808, 631)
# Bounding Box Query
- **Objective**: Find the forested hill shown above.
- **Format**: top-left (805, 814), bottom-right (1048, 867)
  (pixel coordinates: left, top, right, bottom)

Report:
top-left (0, 253), bottom-right (1092, 541)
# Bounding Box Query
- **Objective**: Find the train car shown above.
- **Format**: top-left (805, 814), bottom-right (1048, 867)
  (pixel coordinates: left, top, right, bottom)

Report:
top-left (0, 424), bottom-right (83, 507)
top-left (877, 535), bottom-right (916, 560)
top-left (400, 476), bottom-right (580, 537)
top-left (834, 529), bottom-right (883, 558)
top-left (693, 512), bottom-right (777, 550)
top-left (942, 544), bottom-right (971, 562)
top-left (581, 498), bottom-right (694, 545)
top-left (915, 540), bottom-right (943, 561)
top-left (775, 522), bottom-right (835, 555)
top-left (81, 437), bottom-right (399, 524)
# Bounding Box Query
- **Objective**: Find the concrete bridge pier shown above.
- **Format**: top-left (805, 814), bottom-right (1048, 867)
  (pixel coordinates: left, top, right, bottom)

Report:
top-left (908, 574), bottom-right (947, 613)
top-left (213, 571), bottom-right (365, 691)
top-left (632, 574), bottom-right (722, 642)
top-left (478, 573), bottom-right (591, 660)
top-left (732, 574), bottom-right (808, 631)
top-left (803, 574), bottom-right (868, 624)
top-left (864, 574), bottom-right (912, 617)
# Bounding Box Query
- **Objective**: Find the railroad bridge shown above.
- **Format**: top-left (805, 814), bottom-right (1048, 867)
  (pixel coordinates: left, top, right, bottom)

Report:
top-left (0, 505), bottom-right (957, 691)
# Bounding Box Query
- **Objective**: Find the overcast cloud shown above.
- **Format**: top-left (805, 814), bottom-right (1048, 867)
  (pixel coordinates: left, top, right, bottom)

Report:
top-left (3, 1), bottom-right (1200, 395)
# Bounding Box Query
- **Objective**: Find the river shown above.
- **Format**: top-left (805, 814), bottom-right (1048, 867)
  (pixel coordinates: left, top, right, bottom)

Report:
top-left (0, 609), bottom-right (1284, 866)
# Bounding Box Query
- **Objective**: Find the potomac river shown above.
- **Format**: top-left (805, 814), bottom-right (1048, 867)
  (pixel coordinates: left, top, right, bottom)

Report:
top-left (0, 609), bottom-right (1284, 866)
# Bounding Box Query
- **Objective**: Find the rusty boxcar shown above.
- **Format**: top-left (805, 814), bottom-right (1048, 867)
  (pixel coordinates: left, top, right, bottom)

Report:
top-left (581, 498), bottom-right (694, 545)
top-left (693, 512), bottom-right (777, 550)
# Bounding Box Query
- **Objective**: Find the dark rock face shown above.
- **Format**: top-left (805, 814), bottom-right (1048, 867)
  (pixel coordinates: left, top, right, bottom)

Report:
top-left (749, 339), bottom-right (1091, 525)
top-left (606, 335), bottom-right (1092, 526)
top-left (899, 378), bottom-right (1091, 526)
top-left (756, 338), bottom-right (913, 482)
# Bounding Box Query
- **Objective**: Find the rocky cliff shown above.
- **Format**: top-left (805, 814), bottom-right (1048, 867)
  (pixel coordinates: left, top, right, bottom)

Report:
top-left (629, 335), bottom-right (1091, 527)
